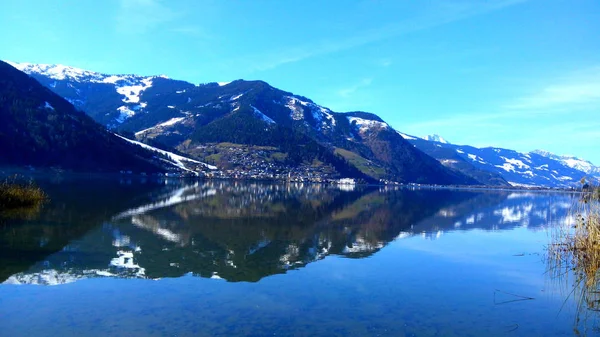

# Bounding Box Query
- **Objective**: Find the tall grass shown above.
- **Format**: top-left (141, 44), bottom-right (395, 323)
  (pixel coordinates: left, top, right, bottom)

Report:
top-left (547, 186), bottom-right (600, 332)
top-left (0, 176), bottom-right (47, 209)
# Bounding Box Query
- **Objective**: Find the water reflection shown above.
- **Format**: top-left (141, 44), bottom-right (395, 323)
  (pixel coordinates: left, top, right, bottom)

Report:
top-left (1, 181), bottom-right (575, 285)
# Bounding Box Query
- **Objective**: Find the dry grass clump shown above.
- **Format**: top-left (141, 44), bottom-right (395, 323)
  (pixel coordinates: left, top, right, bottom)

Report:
top-left (547, 186), bottom-right (600, 329)
top-left (0, 176), bottom-right (47, 209)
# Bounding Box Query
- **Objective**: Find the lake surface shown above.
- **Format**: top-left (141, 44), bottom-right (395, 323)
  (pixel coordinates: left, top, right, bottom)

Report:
top-left (0, 179), bottom-right (597, 336)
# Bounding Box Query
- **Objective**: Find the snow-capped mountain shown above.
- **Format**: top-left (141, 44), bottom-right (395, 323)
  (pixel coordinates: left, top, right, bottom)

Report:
top-left (406, 135), bottom-right (594, 187)
top-left (0, 60), bottom-right (214, 174)
top-left (6, 61), bottom-right (168, 127)
top-left (531, 150), bottom-right (600, 176)
top-left (423, 134), bottom-right (448, 144)
top-left (5, 61), bottom-right (166, 83)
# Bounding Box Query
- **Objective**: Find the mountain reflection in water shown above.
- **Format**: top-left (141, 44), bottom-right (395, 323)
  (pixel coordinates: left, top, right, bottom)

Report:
top-left (0, 180), bottom-right (575, 285)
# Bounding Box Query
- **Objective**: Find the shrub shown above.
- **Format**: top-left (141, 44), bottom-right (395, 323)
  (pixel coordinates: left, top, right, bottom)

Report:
top-left (0, 177), bottom-right (47, 209)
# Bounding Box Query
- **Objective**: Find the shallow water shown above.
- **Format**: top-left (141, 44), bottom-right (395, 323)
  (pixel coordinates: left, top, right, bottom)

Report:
top-left (0, 179), bottom-right (596, 336)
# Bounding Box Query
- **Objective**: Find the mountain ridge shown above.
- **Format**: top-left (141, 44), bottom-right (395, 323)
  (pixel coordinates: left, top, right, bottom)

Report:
top-left (9, 61), bottom-right (480, 185)
top-left (531, 149), bottom-right (599, 175)
top-left (0, 61), bottom-right (213, 175)
top-left (9, 61), bottom-right (594, 187)
top-left (401, 133), bottom-right (598, 187)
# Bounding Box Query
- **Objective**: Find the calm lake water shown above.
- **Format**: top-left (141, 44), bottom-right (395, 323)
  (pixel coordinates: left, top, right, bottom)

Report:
top-left (0, 179), bottom-right (597, 336)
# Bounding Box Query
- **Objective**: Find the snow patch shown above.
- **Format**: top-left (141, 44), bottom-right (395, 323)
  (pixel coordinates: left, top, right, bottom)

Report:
top-left (398, 132), bottom-right (416, 140)
top-left (135, 116), bottom-right (186, 135)
top-left (116, 77), bottom-right (154, 104)
top-left (230, 93), bottom-right (244, 101)
top-left (495, 163), bottom-right (515, 172)
top-left (251, 106), bottom-right (275, 124)
top-left (347, 116), bottom-right (388, 133)
top-left (501, 157), bottom-right (530, 169)
top-left (116, 106), bottom-right (135, 123)
top-left (283, 96), bottom-right (336, 127)
top-left (159, 117), bottom-right (185, 127)
top-left (132, 103), bottom-right (146, 110)
top-left (102, 75), bottom-right (123, 84)
top-left (43, 101), bottom-right (54, 110)
top-left (286, 97), bottom-right (305, 120)
top-left (466, 154), bottom-right (486, 164)
top-left (319, 108), bottom-right (336, 127)
top-left (114, 134), bottom-right (217, 171)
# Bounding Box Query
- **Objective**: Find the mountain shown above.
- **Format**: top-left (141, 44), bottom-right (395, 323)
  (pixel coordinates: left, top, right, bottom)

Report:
top-left (9, 61), bottom-right (479, 185)
top-left (531, 150), bottom-right (600, 177)
top-left (423, 134), bottom-right (448, 144)
top-left (401, 136), bottom-right (510, 186)
top-left (0, 61), bottom-right (211, 174)
top-left (4, 61), bottom-right (169, 128)
top-left (404, 134), bottom-right (593, 187)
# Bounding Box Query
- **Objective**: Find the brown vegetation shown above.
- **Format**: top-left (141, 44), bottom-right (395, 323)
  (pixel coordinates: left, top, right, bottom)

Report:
top-left (547, 185), bottom-right (600, 332)
top-left (0, 177), bottom-right (47, 210)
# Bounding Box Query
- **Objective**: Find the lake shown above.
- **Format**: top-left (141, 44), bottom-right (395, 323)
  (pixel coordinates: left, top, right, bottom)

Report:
top-left (0, 179), bottom-right (596, 336)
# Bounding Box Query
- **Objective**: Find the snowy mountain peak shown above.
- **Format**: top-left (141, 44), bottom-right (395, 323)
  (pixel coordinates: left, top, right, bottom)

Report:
top-left (423, 134), bottom-right (449, 144)
top-left (6, 61), bottom-right (104, 81)
top-left (5, 60), bottom-right (167, 83)
top-left (6, 60), bottom-right (173, 125)
top-left (530, 149), bottom-right (555, 158)
top-left (531, 149), bottom-right (598, 174)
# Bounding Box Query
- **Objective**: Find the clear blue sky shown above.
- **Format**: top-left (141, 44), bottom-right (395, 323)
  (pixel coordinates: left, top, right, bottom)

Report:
top-left (2, 0), bottom-right (599, 163)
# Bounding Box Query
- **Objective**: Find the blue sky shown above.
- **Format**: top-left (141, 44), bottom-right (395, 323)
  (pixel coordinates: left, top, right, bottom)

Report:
top-left (2, 0), bottom-right (599, 163)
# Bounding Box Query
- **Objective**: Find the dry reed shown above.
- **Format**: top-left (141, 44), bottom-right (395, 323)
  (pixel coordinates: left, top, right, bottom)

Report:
top-left (547, 186), bottom-right (600, 332)
top-left (0, 176), bottom-right (47, 209)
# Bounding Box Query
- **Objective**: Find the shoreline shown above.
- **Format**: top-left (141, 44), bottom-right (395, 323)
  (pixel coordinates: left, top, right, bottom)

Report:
top-left (0, 166), bottom-right (583, 194)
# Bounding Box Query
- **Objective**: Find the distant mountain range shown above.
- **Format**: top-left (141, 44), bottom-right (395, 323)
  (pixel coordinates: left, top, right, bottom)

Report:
top-left (404, 134), bottom-right (599, 187)
top-left (530, 150), bottom-right (600, 176)
top-left (5, 60), bottom-right (598, 187)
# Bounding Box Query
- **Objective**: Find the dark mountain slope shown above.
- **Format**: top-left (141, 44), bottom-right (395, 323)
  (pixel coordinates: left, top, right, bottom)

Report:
top-left (0, 61), bottom-right (166, 173)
